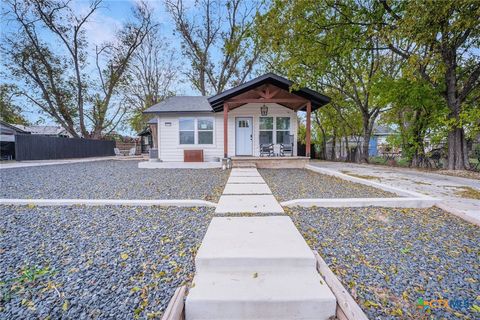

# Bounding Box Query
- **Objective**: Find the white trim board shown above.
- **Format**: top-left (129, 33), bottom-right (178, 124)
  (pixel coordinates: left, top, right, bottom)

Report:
top-left (305, 164), bottom-right (429, 198)
top-left (281, 197), bottom-right (438, 208)
top-left (0, 198), bottom-right (217, 207)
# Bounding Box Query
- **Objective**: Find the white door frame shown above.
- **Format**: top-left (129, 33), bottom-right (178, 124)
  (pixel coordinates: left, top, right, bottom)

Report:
top-left (235, 117), bottom-right (253, 156)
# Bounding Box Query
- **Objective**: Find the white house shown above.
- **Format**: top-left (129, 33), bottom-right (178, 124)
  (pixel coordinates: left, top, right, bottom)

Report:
top-left (142, 73), bottom-right (330, 167)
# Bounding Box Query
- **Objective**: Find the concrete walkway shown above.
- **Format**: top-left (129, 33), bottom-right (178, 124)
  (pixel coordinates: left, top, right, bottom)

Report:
top-left (310, 161), bottom-right (480, 224)
top-left (215, 168), bottom-right (284, 214)
top-left (185, 216), bottom-right (336, 320)
top-left (187, 168), bottom-right (336, 319)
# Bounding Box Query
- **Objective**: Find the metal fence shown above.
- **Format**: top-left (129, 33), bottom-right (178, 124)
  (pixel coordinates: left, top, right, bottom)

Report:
top-left (14, 135), bottom-right (115, 161)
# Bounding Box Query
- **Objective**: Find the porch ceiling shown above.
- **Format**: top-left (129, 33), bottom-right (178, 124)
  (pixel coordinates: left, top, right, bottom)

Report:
top-left (208, 73), bottom-right (330, 112)
top-left (224, 84), bottom-right (309, 111)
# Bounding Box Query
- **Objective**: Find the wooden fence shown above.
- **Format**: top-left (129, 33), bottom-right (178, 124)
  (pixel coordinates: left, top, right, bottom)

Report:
top-left (14, 135), bottom-right (115, 161)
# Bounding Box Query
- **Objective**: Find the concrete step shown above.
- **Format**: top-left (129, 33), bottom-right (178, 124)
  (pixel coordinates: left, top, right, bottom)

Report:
top-left (227, 176), bottom-right (265, 184)
top-left (185, 216), bottom-right (337, 320)
top-left (223, 183), bottom-right (272, 195)
top-left (195, 217), bottom-right (313, 273)
top-left (215, 194), bottom-right (284, 214)
top-left (186, 270), bottom-right (336, 320)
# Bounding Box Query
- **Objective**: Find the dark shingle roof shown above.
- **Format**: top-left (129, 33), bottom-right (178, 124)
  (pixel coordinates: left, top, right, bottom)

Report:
top-left (208, 73), bottom-right (330, 112)
top-left (143, 96), bottom-right (212, 114)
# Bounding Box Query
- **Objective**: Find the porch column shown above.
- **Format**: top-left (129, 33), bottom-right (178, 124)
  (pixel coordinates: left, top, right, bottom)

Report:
top-left (223, 103), bottom-right (228, 158)
top-left (306, 101), bottom-right (311, 158)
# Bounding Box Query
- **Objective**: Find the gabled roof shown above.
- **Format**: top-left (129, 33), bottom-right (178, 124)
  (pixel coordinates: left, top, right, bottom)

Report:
top-left (143, 96), bottom-right (212, 114)
top-left (0, 120), bottom-right (30, 134)
top-left (208, 73), bottom-right (330, 112)
top-left (12, 124), bottom-right (71, 136)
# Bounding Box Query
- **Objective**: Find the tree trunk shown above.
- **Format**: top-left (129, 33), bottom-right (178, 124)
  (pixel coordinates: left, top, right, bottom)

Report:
top-left (331, 133), bottom-right (336, 160)
top-left (345, 136), bottom-right (350, 162)
top-left (444, 51), bottom-right (469, 170)
top-left (360, 118), bottom-right (372, 163)
top-left (448, 127), bottom-right (469, 170)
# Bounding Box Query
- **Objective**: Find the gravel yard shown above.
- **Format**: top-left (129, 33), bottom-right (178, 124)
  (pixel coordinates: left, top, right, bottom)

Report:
top-left (287, 206), bottom-right (480, 319)
top-left (259, 169), bottom-right (396, 201)
top-left (0, 205), bottom-right (212, 319)
top-left (0, 160), bottom-right (229, 201)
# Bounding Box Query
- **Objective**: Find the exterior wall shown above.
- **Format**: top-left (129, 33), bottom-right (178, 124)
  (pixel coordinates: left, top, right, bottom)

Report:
top-left (156, 112), bottom-right (223, 162)
top-left (155, 103), bottom-right (298, 162)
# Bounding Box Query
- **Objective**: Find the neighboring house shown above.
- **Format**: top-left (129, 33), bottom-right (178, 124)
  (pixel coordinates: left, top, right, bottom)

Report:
top-left (138, 122), bottom-right (155, 154)
top-left (369, 125), bottom-right (397, 156)
top-left (143, 73), bottom-right (330, 163)
top-left (0, 120), bottom-right (30, 160)
top-left (324, 125), bottom-right (398, 160)
top-left (13, 125), bottom-right (72, 138)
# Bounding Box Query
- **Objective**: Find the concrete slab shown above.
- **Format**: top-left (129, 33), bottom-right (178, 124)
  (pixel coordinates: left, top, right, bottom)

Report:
top-left (223, 183), bottom-right (272, 195)
top-left (281, 197), bottom-right (439, 208)
top-left (186, 270), bottom-right (336, 320)
top-left (227, 176), bottom-right (265, 184)
top-left (215, 195), bottom-right (284, 213)
top-left (230, 170), bottom-right (262, 177)
top-left (195, 216), bottom-right (310, 272)
top-left (308, 161), bottom-right (480, 225)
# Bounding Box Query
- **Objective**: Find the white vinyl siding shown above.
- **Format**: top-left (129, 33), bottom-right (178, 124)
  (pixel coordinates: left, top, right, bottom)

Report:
top-left (155, 103), bottom-right (298, 161)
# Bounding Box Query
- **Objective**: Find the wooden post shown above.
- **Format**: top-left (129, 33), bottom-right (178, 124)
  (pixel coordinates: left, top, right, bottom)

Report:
top-left (223, 103), bottom-right (228, 158)
top-left (306, 101), bottom-right (311, 158)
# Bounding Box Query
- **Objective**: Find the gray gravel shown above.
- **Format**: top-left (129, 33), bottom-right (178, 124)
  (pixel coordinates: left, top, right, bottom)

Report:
top-left (259, 169), bottom-right (396, 201)
top-left (287, 206), bottom-right (480, 319)
top-left (0, 160), bottom-right (229, 202)
top-left (0, 205), bottom-right (213, 319)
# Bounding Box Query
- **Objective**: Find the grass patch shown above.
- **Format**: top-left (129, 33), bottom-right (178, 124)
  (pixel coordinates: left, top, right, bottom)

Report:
top-left (341, 170), bottom-right (380, 180)
top-left (454, 186), bottom-right (480, 199)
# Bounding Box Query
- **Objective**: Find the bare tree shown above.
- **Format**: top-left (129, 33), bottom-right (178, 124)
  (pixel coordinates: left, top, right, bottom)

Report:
top-left (124, 27), bottom-right (178, 132)
top-left (2, 0), bottom-right (154, 138)
top-left (165, 0), bottom-right (260, 95)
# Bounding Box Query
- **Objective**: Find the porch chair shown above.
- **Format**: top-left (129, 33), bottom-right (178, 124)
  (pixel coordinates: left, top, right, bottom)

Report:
top-left (280, 134), bottom-right (294, 156)
top-left (128, 147), bottom-right (136, 156)
top-left (259, 135), bottom-right (274, 157)
top-left (114, 148), bottom-right (123, 156)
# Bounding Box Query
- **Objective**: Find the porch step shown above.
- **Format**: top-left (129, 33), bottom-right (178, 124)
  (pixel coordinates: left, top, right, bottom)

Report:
top-left (194, 217), bottom-right (315, 273)
top-left (185, 217), bottom-right (336, 320)
top-left (232, 161), bottom-right (257, 168)
top-left (186, 270), bottom-right (336, 320)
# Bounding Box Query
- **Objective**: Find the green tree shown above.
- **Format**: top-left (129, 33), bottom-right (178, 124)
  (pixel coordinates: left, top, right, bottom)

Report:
top-left (372, 0), bottom-right (480, 169)
top-left (0, 84), bottom-right (29, 125)
top-left (375, 76), bottom-right (446, 167)
top-left (255, 0), bottom-right (398, 162)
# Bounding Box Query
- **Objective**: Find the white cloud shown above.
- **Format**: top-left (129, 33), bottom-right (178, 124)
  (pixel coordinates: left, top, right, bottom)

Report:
top-left (72, 0), bottom-right (122, 46)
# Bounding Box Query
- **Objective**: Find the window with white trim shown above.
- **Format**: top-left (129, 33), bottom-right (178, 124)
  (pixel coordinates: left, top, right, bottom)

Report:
top-left (198, 118), bottom-right (214, 144)
top-left (259, 117), bottom-right (273, 144)
top-left (179, 118), bottom-right (195, 144)
top-left (179, 117), bottom-right (214, 145)
top-left (276, 117), bottom-right (291, 144)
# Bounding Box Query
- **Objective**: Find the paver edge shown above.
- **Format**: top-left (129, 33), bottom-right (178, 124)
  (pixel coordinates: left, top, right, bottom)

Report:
top-left (0, 198), bottom-right (217, 207)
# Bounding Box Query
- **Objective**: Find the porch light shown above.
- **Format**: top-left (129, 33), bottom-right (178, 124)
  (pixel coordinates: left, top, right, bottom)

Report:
top-left (261, 104), bottom-right (268, 116)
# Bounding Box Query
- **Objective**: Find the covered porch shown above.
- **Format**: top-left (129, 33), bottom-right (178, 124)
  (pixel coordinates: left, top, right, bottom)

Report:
top-left (208, 73), bottom-right (330, 161)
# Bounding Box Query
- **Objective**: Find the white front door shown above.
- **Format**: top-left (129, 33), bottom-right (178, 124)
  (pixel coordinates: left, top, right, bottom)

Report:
top-left (235, 117), bottom-right (253, 156)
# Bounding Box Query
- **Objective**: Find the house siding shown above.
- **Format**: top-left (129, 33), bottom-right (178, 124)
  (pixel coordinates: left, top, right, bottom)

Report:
top-left (155, 103), bottom-right (298, 162)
